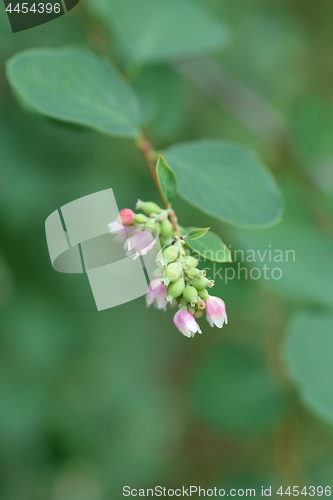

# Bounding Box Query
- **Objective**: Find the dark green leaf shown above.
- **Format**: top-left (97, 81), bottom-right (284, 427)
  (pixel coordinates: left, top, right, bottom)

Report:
top-left (284, 312), bottom-right (333, 424)
top-left (182, 227), bottom-right (231, 262)
top-left (156, 154), bottom-right (177, 205)
top-left (164, 140), bottom-right (283, 228)
top-left (230, 183), bottom-right (333, 307)
top-left (191, 344), bottom-right (290, 434)
top-left (84, 0), bottom-right (230, 65)
top-left (186, 227), bottom-right (210, 240)
top-left (6, 47), bottom-right (142, 137)
top-left (134, 65), bottom-right (187, 140)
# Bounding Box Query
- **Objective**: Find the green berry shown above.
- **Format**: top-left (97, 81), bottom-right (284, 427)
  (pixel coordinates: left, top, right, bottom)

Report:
top-left (155, 222), bottom-right (161, 235)
top-left (178, 296), bottom-right (189, 308)
top-left (139, 201), bottom-right (162, 216)
top-left (144, 220), bottom-right (156, 229)
top-left (165, 262), bottom-right (182, 282)
top-left (185, 256), bottom-right (198, 268)
top-left (191, 277), bottom-right (210, 290)
top-left (167, 278), bottom-right (185, 298)
top-left (186, 268), bottom-right (200, 279)
top-left (183, 286), bottom-right (198, 303)
top-left (194, 309), bottom-right (203, 318)
top-left (135, 213), bottom-right (147, 224)
top-left (198, 289), bottom-right (209, 299)
top-left (163, 246), bottom-right (179, 263)
top-left (160, 220), bottom-right (174, 239)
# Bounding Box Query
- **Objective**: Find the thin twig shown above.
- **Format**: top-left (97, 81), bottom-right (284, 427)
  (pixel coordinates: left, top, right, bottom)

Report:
top-left (136, 133), bottom-right (179, 234)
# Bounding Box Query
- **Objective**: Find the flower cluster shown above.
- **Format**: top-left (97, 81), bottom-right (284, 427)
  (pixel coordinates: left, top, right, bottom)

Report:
top-left (109, 200), bottom-right (227, 338)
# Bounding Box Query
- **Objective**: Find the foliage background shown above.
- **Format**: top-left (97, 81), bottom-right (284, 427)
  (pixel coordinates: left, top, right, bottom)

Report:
top-left (1, 0), bottom-right (333, 498)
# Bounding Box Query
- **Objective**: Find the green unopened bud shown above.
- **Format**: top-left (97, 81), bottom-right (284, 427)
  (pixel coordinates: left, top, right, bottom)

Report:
top-left (162, 246), bottom-right (179, 263)
top-left (160, 220), bottom-right (174, 239)
top-left (198, 288), bottom-right (209, 299)
top-left (194, 309), bottom-right (203, 318)
top-left (167, 278), bottom-right (185, 298)
top-left (135, 213), bottom-right (147, 224)
top-left (183, 286), bottom-right (198, 304)
top-left (136, 200), bottom-right (162, 216)
top-left (165, 262), bottom-right (182, 282)
top-left (145, 220), bottom-right (156, 230)
top-left (185, 256), bottom-right (198, 268)
top-left (191, 277), bottom-right (210, 290)
top-left (186, 268), bottom-right (200, 279)
top-left (154, 222), bottom-right (161, 235)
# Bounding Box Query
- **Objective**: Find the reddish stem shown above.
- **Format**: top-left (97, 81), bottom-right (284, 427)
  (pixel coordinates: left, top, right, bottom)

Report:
top-left (136, 133), bottom-right (179, 235)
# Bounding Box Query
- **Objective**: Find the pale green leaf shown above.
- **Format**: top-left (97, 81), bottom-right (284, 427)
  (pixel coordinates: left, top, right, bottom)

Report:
top-left (186, 227), bottom-right (210, 240)
top-left (182, 227), bottom-right (231, 263)
top-left (6, 47), bottom-right (142, 137)
top-left (156, 155), bottom-right (177, 205)
top-left (164, 140), bottom-right (283, 228)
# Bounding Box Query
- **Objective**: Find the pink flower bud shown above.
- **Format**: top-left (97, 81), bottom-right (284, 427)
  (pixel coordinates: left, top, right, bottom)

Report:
top-left (173, 309), bottom-right (202, 338)
top-left (205, 296), bottom-right (227, 328)
top-left (146, 278), bottom-right (167, 311)
top-left (117, 208), bottom-right (135, 226)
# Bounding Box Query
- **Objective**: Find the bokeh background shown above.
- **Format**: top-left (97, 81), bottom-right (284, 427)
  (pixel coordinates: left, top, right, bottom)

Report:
top-left (1, 0), bottom-right (333, 498)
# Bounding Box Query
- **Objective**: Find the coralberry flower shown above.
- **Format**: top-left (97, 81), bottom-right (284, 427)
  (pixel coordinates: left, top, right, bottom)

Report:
top-left (124, 230), bottom-right (155, 259)
top-left (205, 296), bottom-right (228, 328)
top-left (146, 278), bottom-right (167, 311)
top-left (109, 198), bottom-right (229, 337)
top-left (173, 309), bottom-right (202, 338)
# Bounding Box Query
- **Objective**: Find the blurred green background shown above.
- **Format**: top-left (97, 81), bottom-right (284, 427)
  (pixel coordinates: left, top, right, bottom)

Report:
top-left (1, 0), bottom-right (333, 498)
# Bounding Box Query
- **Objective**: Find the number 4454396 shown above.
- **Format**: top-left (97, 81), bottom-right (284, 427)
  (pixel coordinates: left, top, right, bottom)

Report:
top-left (277, 486), bottom-right (331, 496)
top-left (6, 3), bottom-right (61, 14)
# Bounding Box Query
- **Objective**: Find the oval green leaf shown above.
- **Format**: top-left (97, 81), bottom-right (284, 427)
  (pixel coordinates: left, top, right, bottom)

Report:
top-left (186, 227), bottom-right (210, 240)
top-left (182, 227), bottom-right (231, 262)
top-left (156, 154), bottom-right (177, 206)
top-left (284, 312), bottom-right (333, 424)
top-left (164, 140), bottom-right (283, 228)
top-left (85, 0), bottom-right (230, 65)
top-left (6, 47), bottom-right (142, 137)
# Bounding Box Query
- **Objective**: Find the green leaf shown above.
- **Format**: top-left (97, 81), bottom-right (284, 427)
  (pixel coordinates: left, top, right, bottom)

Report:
top-left (164, 140), bottom-right (283, 228)
top-left (134, 65), bottom-right (187, 140)
top-left (156, 154), bottom-right (177, 206)
top-left (6, 47), bottom-right (142, 137)
top-left (182, 227), bottom-right (231, 262)
top-left (230, 182), bottom-right (333, 307)
top-left (84, 0), bottom-right (230, 65)
top-left (191, 345), bottom-right (290, 434)
top-left (186, 227), bottom-right (210, 240)
top-left (284, 312), bottom-right (333, 424)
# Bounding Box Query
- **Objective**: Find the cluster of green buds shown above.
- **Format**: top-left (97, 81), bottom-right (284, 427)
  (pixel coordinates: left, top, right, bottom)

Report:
top-left (134, 200), bottom-right (175, 246)
top-left (111, 199), bottom-right (227, 338)
top-left (158, 236), bottom-right (214, 319)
